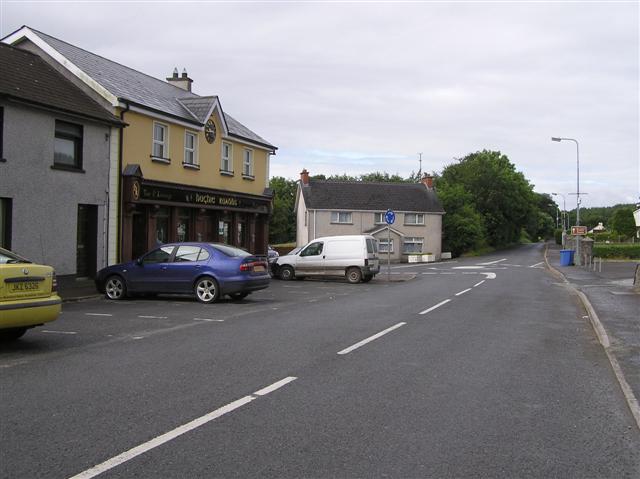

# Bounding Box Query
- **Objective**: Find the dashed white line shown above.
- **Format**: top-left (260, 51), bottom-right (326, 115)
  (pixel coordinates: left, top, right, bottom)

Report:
top-left (85, 313), bottom-right (113, 317)
top-left (455, 288), bottom-right (472, 296)
top-left (41, 330), bottom-right (77, 335)
top-left (478, 258), bottom-right (507, 265)
top-left (193, 318), bottom-right (224, 322)
top-left (419, 299), bottom-right (451, 315)
top-left (473, 280), bottom-right (485, 287)
top-left (67, 377), bottom-right (297, 479)
top-left (529, 262), bottom-right (544, 268)
top-left (138, 316), bottom-right (167, 319)
top-left (337, 322), bottom-right (406, 355)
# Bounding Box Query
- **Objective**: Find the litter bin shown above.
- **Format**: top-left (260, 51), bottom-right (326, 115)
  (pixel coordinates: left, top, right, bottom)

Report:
top-left (559, 249), bottom-right (575, 266)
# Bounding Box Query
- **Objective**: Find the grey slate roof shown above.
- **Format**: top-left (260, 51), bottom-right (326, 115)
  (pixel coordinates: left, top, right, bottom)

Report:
top-left (20, 27), bottom-right (275, 149)
top-left (0, 43), bottom-right (122, 125)
top-left (301, 180), bottom-right (445, 213)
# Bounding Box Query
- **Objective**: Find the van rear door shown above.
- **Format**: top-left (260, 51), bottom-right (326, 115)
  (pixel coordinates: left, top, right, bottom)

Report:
top-left (366, 238), bottom-right (380, 272)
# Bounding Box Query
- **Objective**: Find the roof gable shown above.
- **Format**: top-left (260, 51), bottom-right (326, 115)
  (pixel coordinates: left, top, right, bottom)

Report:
top-left (301, 180), bottom-right (444, 214)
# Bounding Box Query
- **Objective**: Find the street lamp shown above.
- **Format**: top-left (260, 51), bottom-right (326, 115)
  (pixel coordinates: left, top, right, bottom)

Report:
top-left (551, 192), bottom-right (567, 231)
top-left (551, 137), bottom-right (581, 264)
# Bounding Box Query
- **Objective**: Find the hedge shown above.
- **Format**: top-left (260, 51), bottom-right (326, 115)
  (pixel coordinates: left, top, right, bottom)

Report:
top-left (592, 243), bottom-right (640, 259)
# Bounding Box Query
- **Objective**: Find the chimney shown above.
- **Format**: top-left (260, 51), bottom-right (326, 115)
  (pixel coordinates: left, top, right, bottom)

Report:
top-left (300, 169), bottom-right (310, 186)
top-left (166, 67), bottom-right (193, 92)
top-left (421, 174), bottom-right (434, 189)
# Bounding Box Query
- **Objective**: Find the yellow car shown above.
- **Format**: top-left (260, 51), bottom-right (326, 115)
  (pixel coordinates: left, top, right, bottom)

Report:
top-left (0, 247), bottom-right (61, 340)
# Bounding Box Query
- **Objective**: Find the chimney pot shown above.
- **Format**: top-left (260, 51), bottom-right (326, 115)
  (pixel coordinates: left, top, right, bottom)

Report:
top-left (172, 67), bottom-right (178, 79)
top-left (182, 68), bottom-right (188, 79)
top-left (300, 169), bottom-right (310, 186)
top-left (421, 174), bottom-right (434, 189)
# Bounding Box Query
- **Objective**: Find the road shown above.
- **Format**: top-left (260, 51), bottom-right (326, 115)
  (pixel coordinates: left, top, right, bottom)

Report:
top-left (1, 243), bottom-right (638, 478)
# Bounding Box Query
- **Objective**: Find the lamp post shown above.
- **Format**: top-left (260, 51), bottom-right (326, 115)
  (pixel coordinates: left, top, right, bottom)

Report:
top-left (551, 137), bottom-right (581, 264)
top-left (551, 192), bottom-right (567, 231)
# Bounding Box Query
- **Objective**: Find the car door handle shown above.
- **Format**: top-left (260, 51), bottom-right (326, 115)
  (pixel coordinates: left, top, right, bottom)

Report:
top-left (161, 266), bottom-right (168, 270)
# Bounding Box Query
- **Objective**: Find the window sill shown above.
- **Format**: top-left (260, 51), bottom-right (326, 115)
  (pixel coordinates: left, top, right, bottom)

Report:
top-left (220, 170), bottom-right (234, 177)
top-left (51, 164), bottom-right (85, 173)
top-left (242, 174), bottom-right (255, 181)
top-left (404, 224), bottom-right (425, 227)
top-left (151, 156), bottom-right (171, 164)
top-left (183, 162), bottom-right (200, 170)
top-left (330, 222), bottom-right (354, 225)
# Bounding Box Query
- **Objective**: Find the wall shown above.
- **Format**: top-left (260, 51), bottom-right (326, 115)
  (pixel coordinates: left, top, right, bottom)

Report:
top-left (0, 102), bottom-right (111, 275)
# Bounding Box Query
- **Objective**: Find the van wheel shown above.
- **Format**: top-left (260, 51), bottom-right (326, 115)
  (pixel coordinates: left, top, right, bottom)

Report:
top-left (362, 274), bottom-right (373, 283)
top-left (279, 266), bottom-right (295, 281)
top-left (346, 267), bottom-right (362, 284)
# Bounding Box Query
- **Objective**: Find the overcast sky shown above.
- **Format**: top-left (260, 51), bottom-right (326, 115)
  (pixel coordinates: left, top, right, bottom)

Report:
top-left (1, 1), bottom-right (638, 209)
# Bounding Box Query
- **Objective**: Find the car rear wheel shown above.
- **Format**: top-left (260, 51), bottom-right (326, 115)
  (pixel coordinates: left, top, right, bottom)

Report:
top-left (346, 267), bottom-right (362, 284)
top-left (279, 265), bottom-right (295, 281)
top-left (0, 327), bottom-right (27, 341)
top-left (195, 276), bottom-right (220, 304)
top-left (229, 292), bottom-right (249, 301)
top-left (105, 275), bottom-right (126, 300)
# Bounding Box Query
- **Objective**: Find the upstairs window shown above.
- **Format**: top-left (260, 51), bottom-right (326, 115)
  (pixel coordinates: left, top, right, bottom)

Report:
top-left (374, 212), bottom-right (385, 224)
top-left (243, 148), bottom-right (254, 178)
top-left (54, 120), bottom-right (83, 169)
top-left (152, 122), bottom-right (168, 160)
top-left (221, 142), bottom-right (233, 174)
top-left (331, 211), bottom-right (352, 224)
top-left (183, 131), bottom-right (198, 167)
top-left (404, 213), bottom-right (425, 225)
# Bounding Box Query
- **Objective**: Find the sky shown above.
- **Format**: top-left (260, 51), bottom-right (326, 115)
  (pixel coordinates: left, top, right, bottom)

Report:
top-left (1, 1), bottom-right (638, 209)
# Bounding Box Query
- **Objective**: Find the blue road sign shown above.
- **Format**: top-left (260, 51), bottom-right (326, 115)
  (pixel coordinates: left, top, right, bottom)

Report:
top-left (385, 209), bottom-right (395, 225)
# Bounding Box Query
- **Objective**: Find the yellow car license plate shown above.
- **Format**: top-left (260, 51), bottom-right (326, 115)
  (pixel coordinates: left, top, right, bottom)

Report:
top-left (9, 281), bottom-right (41, 293)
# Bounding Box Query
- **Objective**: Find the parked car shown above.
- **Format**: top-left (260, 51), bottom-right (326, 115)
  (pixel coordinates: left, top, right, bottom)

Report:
top-left (267, 245), bottom-right (279, 277)
top-left (95, 243), bottom-right (270, 303)
top-left (0, 247), bottom-right (61, 340)
top-left (272, 235), bottom-right (380, 283)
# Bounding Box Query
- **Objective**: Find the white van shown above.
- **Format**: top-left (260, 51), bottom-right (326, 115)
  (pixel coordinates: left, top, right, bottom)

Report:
top-left (274, 235), bottom-right (380, 283)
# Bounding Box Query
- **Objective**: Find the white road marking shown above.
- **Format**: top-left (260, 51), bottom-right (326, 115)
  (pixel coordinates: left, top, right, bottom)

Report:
top-left (193, 318), bottom-right (224, 322)
top-left (453, 266), bottom-right (484, 269)
top-left (529, 262), bottom-right (544, 268)
top-left (478, 258), bottom-right (507, 265)
top-left (337, 322), bottom-right (406, 355)
top-left (68, 377), bottom-right (297, 479)
top-left (138, 316), bottom-right (167, 319)
top-left (455, 288), bottom-right (471, 296)
top-left (419, 299), bottom-right (451, 315)
top-left (482, 272), bottom-right (497, 280)
top-left (40, 330), bottom-right (77, 335)
top-left (85, 313), bottom-right (113, 317)
top-left (473, 280), bottom-right (485, 287)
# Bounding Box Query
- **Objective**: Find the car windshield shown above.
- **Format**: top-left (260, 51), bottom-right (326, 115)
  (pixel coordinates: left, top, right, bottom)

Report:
top-left (0, 248), bottom-right (32, 264)
top-left (210, 243), bottom-right (251, 258)
top-left (287, 247), bottom-right (302, 255)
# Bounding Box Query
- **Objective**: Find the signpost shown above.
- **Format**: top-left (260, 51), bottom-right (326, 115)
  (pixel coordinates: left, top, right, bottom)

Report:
top-left (385, 210), bottom-right (395, 282)
top-left (571, 226), bottom-right (587, 235)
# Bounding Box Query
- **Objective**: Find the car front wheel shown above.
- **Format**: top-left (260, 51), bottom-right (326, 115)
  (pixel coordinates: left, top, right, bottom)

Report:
top-left (105, 275), bottom-right (126, 300)
top-left (279, 265), bottom-right (295, 281)
top-left (195, 276), bottom-right (220, 304)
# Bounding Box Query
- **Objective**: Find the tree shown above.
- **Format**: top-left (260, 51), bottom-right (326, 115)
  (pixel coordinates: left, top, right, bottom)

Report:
top-left (269, 176), bottom-right (297, 244)
top-left (436, 183), bottom-right (486, 256)
top-left (610, 208), bottom-right (636, 238)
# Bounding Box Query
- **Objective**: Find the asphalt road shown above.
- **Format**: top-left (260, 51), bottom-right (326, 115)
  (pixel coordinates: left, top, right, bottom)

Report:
top-left (1, 243), bottom-right (638, 478)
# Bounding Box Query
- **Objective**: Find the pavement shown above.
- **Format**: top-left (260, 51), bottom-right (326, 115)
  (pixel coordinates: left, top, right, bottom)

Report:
top-left (546, 241), bottom-right (640, 429)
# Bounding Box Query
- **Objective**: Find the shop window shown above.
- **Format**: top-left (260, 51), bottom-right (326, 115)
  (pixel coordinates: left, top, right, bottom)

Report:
top-left (176, 208), bottom-right (191, 242)
top-left (54, 120), bottom-right (83, 170)
top-left (219, 220), bottom-right (231, 244)
top-left (154, 207), bottom-right (170, 245)
top-left (237, 222), bottom-right (247, 248)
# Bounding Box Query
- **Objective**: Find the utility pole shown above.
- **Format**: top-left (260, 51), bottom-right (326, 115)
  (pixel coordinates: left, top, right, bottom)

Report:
top-left (417, 152), bottom-right (423, 179)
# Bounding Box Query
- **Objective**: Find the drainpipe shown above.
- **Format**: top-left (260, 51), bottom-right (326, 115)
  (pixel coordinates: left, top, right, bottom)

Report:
top-left (117, 102), bottom-right (129, 262)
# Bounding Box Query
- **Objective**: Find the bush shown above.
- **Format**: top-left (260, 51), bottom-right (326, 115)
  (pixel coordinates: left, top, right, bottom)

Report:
top-left (593, 243), bottom-right (640, 259)
top-left (554, 229), bottom-right (563, 245)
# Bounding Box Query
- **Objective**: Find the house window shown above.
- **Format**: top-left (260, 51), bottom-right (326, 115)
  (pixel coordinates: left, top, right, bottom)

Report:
top-left (221, 142), bottom-right (233, 174)
top-left (403, 237), bottom-right (423, 254)
top-left (152, 122), bottom-right (168, 160)
top-left (331, 211), bottom-right (352, 224)
top-left (0, 198), bottom-right (11, 249)
top-left (379, 238), bottom-right (394, 253)
top-left (183, 131), bottom-right (198, 168)
top-left (0, 107), bottom-right (4, 161)
top-left (374, 212), bottom-right (385, 224)
top-left (54, 120), bottom-right (83, 169)
top-left (243, 148), bottom-right (254, 178)
top-left (404, 213), bottom-right (425, 225)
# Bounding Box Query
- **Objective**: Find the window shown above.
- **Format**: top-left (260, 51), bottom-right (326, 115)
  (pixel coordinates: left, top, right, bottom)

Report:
top-left (142, 246), bottom-right (174, 264)
top-left (300, 241), bottom-right (323, 257)
top-left (374, 212), bottom-right (386, 224)
top-left (243, 149), bottom-right (254, 177)
top-left (0, 107), bottom-right (4, 161)
top-left (379, 238), bottom-right (394, 253)
top-left (403, 237), bottom-right (423, 254)
top-left (184, 131), bottom-right (198, 167)
top-left (54, 120), bottom-right (83, 169)
top-left (404, 213), bottom-right (425, 225)
top-left (0, 198), bottom-right (11, 249)
top-left (174, 245), bottom-right (208, 262)
top-left (366, 238), bottom-right (378, 254)
top-left (152, 122), bottom-right (168, 160)
top-left (221, 142), bottom-right (233, 174)
top-left (330, 211), bottom-right (352, 224)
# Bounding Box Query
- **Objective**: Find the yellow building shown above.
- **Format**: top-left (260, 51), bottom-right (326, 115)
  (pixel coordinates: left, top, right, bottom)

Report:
top-left (4, 27), bottom-right (277, 263)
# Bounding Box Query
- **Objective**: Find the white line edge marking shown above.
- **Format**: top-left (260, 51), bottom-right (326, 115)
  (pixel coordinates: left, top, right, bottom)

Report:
top-left (529, 262), bottom-right (544, 268)
top-left (478, 258), bottom-right (507, 265)
top-left (85, 313), bottom-right (113, 317)
top-left (41, 330), bottom-right (77, 335)
top-left (68, 377), bottom-right (297, 479)
top-left (419, 299), bottom-right (451, 315)
top-left (455, 288), bottom-right (472, 296)
top-left (473, 280), bottom-right (485, 287)
top-left (337, 322), bottom-right (406, 355)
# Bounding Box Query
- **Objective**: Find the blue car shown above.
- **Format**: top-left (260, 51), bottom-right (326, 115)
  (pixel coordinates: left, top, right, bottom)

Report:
top-left (95, 243), bottom-right (270, 303)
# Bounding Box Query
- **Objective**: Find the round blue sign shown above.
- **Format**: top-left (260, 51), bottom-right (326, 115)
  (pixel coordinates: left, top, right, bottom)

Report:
top-left (385, 209), bottom-right (395, 225)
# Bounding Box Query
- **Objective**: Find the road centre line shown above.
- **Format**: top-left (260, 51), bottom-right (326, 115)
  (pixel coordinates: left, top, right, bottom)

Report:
top-left (68, 377), bottom-right (297, 479)
top-left (478, 258), bottom-right (507, 265)
top-left (455, 288), bottom-right (472, 296)
top-left (473, 280), bottom-right (485, 287)
top-left (337, 322), bottom-right (406, 355)
top-left (85, 313), bottom-right (113, 317)
top-left (193, 318), bottom-right (224, 322)
top-left (419, 299), bottom-right (451, 315)
top-left (138, 315), bottom-right (167, 319)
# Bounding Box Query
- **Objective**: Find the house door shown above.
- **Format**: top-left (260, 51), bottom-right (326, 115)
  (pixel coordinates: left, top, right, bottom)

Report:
top-left (76, 204), bottom-right (98, 278)
top-left (132, 210), bottom-right (148, 259)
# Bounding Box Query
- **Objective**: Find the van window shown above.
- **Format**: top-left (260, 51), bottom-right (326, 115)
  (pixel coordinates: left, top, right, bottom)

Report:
top-left (300, 241), bottom-right (323, 257)
top-left (366, 238), bottom-right (378, 254)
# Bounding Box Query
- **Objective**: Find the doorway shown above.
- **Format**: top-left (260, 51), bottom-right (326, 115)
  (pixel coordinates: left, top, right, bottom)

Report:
top-left (76, 204), bottom-right (98, 278)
